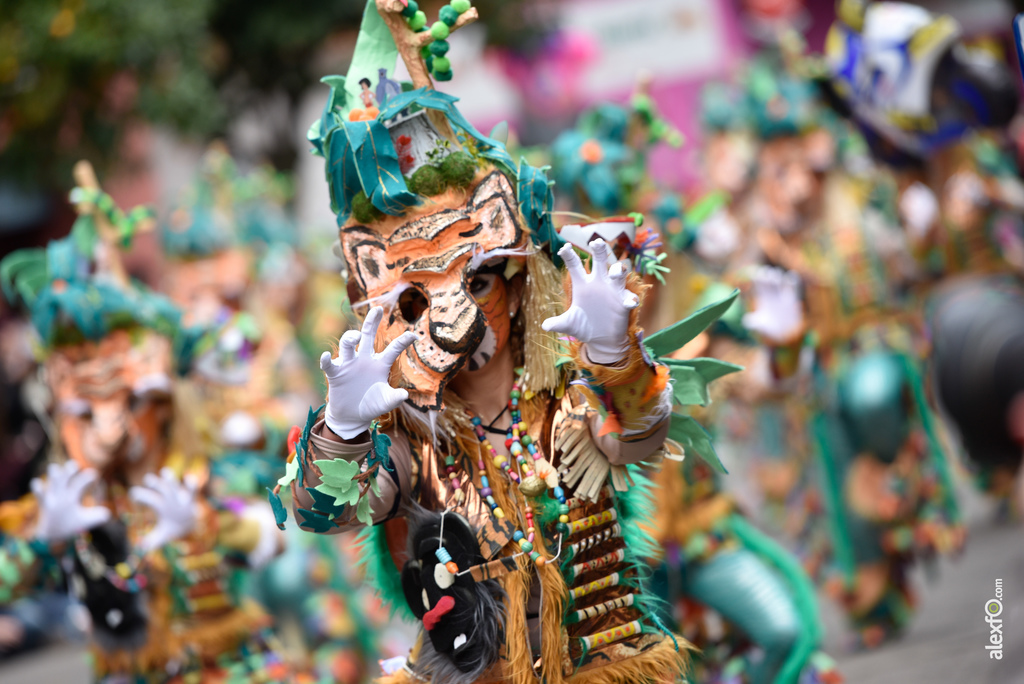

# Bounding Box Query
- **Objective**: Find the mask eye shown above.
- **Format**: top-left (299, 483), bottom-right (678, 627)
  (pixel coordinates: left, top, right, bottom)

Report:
top-left (469, 274), bottom-right (495, 297)
top-left (60, 398), bottom-right (92, 419)
top-left (399, 288), bottom-right (429, 324)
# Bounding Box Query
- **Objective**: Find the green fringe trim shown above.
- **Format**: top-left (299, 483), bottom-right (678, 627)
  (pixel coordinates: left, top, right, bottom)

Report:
top-left (900, 353), bottom-right (961, 524)
top-left (811, 410), bottom-right (857, 588)
top-left (354, 523), bottom-right (414, 621)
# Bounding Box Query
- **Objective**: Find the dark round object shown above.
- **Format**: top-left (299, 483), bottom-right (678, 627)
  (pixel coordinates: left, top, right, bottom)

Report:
top-left (929, 277), bottom-right (1024, 470)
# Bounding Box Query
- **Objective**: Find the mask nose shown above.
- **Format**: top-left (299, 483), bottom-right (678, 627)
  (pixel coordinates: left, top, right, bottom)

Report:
top-left (426, 286), bottom-right (485, 355)
top-left (92, 402), bottom-right (129, 452)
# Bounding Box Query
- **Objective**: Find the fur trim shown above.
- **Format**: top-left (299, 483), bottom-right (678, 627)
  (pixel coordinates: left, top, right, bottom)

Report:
top-left (565, 634), bottom-right (690, 684)
top-left (91, 597), bottom-right (268, 677)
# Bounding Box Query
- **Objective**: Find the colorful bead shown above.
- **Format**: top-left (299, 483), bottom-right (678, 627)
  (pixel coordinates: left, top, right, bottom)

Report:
top-left (429, 40), bottom-right (450, 56)
top-left (430, 21), bottom-right (450, 40)
top-left (409, 10), bottom-right (427, 30)
top-left (445, 561), bottom-right (459, 574)
top-left (439, 5), bottom-right (459, 26)
top-left (402, 0), bottom-right (420, 18)
top-left (435, 548), bottom-right (453, 564)
top-left (451, 0), bottom-right (471, 13)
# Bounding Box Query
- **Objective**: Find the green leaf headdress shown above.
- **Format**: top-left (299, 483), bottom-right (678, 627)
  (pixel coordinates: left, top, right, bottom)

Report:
top-left (307, 0), bottom-right (556, 250)
top-left (2, 161), bottom-right (184, 352)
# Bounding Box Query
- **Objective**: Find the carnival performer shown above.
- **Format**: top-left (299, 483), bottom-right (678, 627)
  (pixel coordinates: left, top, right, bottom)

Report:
top-left (270, 2), bottom-right (740, 682)
top-left (0, 163), bottom-right (289, 683)
top-left (162, 144), bottom-right (317, 436)
top-left (825, 0), bottom-right (1023, 511)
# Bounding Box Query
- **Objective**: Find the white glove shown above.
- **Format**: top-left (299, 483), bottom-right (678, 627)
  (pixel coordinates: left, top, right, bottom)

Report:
top-left (542, 240), bottom-right (638, 364)
top-left (742, 266), bottom-right (805, 343)
top-left (899, 182), bottom-right (938, 241)
top-left (129, 468), bottom-right (199, 553)
top-left (320, 306), bottom-right (418, 439)
top-left (695, 208), bottom-right (741, 264)
top-left (31, 461), bottom-right (111, 543)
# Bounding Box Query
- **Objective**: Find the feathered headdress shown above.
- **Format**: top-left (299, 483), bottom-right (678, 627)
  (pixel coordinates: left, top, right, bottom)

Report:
top-left (2, 162), bottom-right (184, 355)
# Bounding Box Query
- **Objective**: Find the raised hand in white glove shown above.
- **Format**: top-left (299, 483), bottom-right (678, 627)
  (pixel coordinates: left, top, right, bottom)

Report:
top-left (542, 239), bottom-right (638, 365)
top-left (320, 306), bottom-right (418, 440)
top-left (129, 468), bottom-right (199, 553)
top-left (32, 461), bottom-right (111, 543)
top-left (899, 182), bottom-right (939, 242)
top-left (742, 266), bottom-right (805, 344)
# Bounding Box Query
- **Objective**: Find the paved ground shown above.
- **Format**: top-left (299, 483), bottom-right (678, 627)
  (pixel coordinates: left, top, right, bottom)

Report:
top-left (2, 490), bottom-right (1022, 684)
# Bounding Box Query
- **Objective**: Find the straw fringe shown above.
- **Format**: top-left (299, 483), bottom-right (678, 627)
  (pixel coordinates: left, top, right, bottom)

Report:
top-left (523, 252), bottom-right (565, 395)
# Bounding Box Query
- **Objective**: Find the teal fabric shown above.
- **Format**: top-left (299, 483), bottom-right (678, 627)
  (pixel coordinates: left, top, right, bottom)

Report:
top-left (679, 548), bottom-right (801, 684)
top-left (836, 352), bottom-right (909, 464)
top-left (2, 236), bottom-right (184, 347)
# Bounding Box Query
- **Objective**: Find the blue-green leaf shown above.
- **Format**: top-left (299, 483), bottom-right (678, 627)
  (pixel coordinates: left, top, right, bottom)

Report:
top-left (296, 508), bottom-right (336, 533)
top-left (267, 488), bottom-right (288, 529)
top-left (668, 365), bottom-right (709, 406)
top-left (306, 485), bottom-right (348, 518)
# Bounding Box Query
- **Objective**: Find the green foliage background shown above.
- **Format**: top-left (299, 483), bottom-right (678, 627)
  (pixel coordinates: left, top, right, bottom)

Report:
top-left (0, 0), bottom-right (366, 188)
top-left (0, 0), bottom-right (545, 191)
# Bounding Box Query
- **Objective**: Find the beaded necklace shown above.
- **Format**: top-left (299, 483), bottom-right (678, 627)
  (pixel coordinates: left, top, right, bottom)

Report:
top-left (74, 534), bottom-right (148, 593)
top-left (459, 367), bottom-right (569, 568)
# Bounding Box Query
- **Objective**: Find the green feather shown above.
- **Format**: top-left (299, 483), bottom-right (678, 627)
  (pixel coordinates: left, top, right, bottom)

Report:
top-left (644, 289), bottom-right (740, 358)
top-left (667, 364), bottom-right (709, 406)
top-left (354, 523), bottom-right (415, 620)
top-left (668, 414), bottom-right (727, 474)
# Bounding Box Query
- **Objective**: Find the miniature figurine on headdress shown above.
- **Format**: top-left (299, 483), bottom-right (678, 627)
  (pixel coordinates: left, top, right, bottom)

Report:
top-left (268, 2), bottom-right (745, 683)
top-left (0, 163), bottom-right (291, 683)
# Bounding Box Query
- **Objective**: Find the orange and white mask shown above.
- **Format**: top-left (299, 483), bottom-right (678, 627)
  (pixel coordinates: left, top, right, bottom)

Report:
top-left (340, 170), bottom-right (528, 411)
top-left (46, 329), bottom-right (175, 478)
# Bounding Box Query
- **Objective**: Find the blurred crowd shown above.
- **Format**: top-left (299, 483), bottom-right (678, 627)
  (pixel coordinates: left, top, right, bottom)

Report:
top-left (2, 1), bottom-right (1024, 683)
